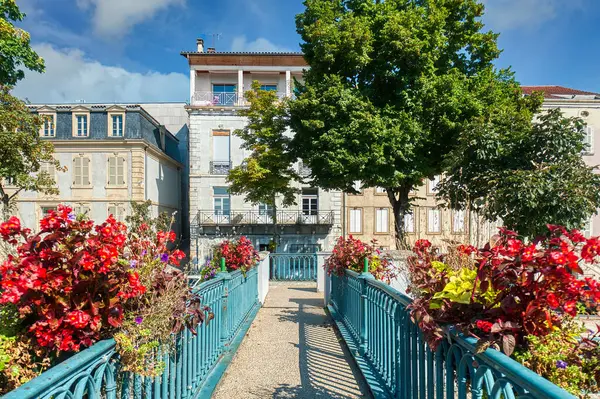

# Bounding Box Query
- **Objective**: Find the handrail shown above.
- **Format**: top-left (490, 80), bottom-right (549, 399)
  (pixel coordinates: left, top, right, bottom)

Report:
top-left (329, 269), bottom-right (578, 399)
top-left (5, 264), bottom-right (261, 399)
top-left (193, 209), bottom-right (335, 226)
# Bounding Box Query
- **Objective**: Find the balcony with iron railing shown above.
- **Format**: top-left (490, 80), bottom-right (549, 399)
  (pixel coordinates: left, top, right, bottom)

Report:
top-left (194, 209), bottom-right (335, 226)
top-left (191, 91), bottom-right (289, 107)
top-left (209, 161), bottom-right (232, 175)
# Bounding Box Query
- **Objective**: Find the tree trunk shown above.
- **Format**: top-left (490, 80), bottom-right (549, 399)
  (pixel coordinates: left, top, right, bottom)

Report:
top-left (1, 193), bottom-right (9, 222)
top-left (387, 185), bottom-right (411, 250)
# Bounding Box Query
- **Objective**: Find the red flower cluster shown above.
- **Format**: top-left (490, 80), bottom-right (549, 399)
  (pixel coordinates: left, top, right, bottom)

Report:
top-left (408, 225), bottom-right (600, 355)
top-left (0, 206), bottom-right (147, 352)
top-left (213, 236), bottom-right (259, 273)
top-left (325, 236), bottom-right (397, 283)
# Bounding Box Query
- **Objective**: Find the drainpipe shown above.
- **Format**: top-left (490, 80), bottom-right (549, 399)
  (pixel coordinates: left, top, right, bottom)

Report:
top-left (342, 192), bottom-right (346, 238)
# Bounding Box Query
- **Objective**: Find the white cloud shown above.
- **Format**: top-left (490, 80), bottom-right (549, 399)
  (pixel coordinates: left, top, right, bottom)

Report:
top-left (230, 36), bottom-right (292, 53)
top-left (482, 0), bottom-right (585, 30)
top-left (12, 44), bottom-right (188, 103)
top-left (76, 0), bottom-right (185, 39)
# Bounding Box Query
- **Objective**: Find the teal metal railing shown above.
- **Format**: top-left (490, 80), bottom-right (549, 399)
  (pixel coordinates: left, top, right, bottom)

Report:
top-left (270, 253), bottom-right (317, 281)
top-left (330, 267), bottom-right (578, 399)
top-left (4, 264), bottom-right (259, 399)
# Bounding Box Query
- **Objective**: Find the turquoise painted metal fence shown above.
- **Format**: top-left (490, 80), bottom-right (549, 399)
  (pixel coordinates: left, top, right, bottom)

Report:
top-left (270, 253), bottom-right (317, 281)
top-left (329, 269), bottom-right (578, 399)
top-left (4, 266), bottom-right (259, 399)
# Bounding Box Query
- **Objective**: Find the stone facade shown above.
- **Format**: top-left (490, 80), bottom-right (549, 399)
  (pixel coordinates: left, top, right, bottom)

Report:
top-left (6, 104), bottom-right (183, 233)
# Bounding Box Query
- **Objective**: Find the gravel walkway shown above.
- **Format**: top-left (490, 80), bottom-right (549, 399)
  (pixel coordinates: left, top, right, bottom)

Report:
top-left (212, 282), bottom-right (372, 399)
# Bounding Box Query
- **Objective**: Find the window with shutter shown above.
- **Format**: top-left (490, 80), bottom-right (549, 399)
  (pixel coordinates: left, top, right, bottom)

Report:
top-left (375, 208), bottom-right (389, 233)
top-left (428, 176), bottom-right (441, 195)
top-left (74, 205), bottom-right (90, 216)
top-left (453, 210), bottom-right (466, 233)
top-left (404, 211), bottom-right (415, 233)
top-left (584, 126), bottom-right (594, 154)
top-left (108, 204), bottom-right (125, 222)
top-left (427, 208), bottom-right (441, 233)
top-left (40, 162), bottom-right (56, 181)
top-left (73, 156), bottom-right (90, 186)
top-left (349, 208), bottom-right (362, 233)
top-left (108, 156), bottom-right (125, 186)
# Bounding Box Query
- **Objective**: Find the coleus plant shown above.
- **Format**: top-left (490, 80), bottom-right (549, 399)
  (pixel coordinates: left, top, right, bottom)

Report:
top-left (408, 226), bottom-right (600, 356)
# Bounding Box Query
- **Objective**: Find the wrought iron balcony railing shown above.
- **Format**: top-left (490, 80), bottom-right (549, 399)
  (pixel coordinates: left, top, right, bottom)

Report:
top-left (191, 91), bottom-right (289, 107)
top-left (194, 210), bottom-right (335, 226)
top-left (210, 161), bottom-right (231, 175)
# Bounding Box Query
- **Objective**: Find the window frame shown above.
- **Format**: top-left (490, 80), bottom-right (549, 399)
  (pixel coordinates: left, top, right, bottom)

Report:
top-left (427, 175), bottom-right (441, 196)
top-left (374, 187), bottom-right (387, 196)
top-left (72, 111), bottom-right (90, 137)
top-left (301, 189), bottom-right (319, 216)
top-left (374, 207), bottom-right (390, 234)
top-left (583, 125), bottom-right (595, 155)
top-left (73, 203), bottom-right (90, 217)
top-left (213, 186), bottom-right (231, 216)
top-left (72, 155), bottom-right (91, 187)
top-left (452, 209), bottom-right (466, 234)
top-left (39, 112), bottom-right (57, 137)
top-left (108, 111), bottom-right (125, 137)
top-left (107, 154), bottom-right (127, 187)
top-left (39, 161), bottom-right (57, 184)
top-left (212, 84), bottom-right (237, 106)
top-left (260, 84), bottom-right (278, 92)
top-left (107, 203), bottom-right (126, 222)
top-left (348, 207), bottom-right (363, 234)
top-left (404, 209), bottom-right (416, 234)
top-left (427, 207), bottom-right (442, 234)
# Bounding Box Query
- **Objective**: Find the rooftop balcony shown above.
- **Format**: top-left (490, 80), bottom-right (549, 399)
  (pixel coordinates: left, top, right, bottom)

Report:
top-left (191, 91), bottom-right (289, 107)
top-left (194, 209), bottom-right (335, 226)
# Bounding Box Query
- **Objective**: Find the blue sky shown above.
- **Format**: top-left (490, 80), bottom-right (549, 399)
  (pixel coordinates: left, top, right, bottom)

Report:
top-left (12, 0), bottom-right (600, 103)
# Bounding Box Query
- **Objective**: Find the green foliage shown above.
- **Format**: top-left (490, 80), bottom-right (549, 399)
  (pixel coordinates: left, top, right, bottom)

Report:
top-left (0, 0), bottom-right (44, 87)
top-left (125, 199), bottom-right (172, 235)
top-left (227, 81), bottom-right (300, 208)
top-left (514, 319), bottom-right (600, 398)
top-left (440, 108), bottom-right (600, 238)
top-left (0, 87), bottom-right (61, 219)
top-left (289, 0), bottom-right (526, 246)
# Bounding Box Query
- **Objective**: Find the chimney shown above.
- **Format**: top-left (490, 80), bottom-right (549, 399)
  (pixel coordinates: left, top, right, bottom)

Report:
top-left (196, 38), bottom-right (204, 53)
top-left (207, 47), bottom-right (216, 53)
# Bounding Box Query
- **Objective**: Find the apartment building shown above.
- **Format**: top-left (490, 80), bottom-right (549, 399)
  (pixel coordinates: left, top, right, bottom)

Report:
top-left (345, 86), bottom-right (600, 251)
top-left (345, 182), bottom-right (470, 250)
top-left (8, 104), bottom-right (183, 232)
top-left (182, 39), bottom-right (342, 263)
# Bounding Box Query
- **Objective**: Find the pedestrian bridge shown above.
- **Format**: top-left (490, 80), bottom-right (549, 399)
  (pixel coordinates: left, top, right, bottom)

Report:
top-left (5, 254), bottom-right (577, 399)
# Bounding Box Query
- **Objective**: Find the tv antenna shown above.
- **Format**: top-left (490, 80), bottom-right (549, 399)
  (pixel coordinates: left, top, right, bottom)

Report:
top-left (200, 33), bottom-right (222, 48)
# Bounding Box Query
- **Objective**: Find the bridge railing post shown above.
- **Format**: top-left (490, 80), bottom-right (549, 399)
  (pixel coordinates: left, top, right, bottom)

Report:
top-left (358, 257), bottom-right (374, 356)
top-left (218, 257), bottom-right (232, 349)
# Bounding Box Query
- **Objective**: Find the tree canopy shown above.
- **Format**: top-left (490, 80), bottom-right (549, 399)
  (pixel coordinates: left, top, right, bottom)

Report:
top-left (227, 81), bottom-right (300, 208)
top-left (439, 108), bottom-right (600, 239)
top-left (0, 0), bottom-right (56, 219)
top-left (0, 0), bottom-right (44, 87)
top-left (289, 0), bottom-right (529, 246)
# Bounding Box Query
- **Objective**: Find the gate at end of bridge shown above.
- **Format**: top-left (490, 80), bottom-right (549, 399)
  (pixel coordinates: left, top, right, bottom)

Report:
top-left (269, 253), bottom-right (318, 281)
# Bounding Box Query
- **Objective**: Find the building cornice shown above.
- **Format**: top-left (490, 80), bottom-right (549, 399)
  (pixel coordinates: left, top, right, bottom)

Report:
top-left (48, 139), bottom-right (183, 169)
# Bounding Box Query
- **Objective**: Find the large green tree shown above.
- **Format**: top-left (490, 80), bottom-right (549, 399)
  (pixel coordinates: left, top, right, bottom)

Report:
top-left (289, 0), bottom-right (531, 247)
top-left (439, 107), bottom-right (600, 239)
top-left (0, 0), bottom-right (56, 220)
top-left (227, 81), bottom-right (300, 222)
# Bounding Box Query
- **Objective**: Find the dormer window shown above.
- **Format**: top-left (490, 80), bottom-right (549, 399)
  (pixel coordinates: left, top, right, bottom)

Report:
top-left (37, 107), bottom-right (56, 138)
top-left (107, 107), bottom-right (126, 137)
top-left (71, 107), bottom-right (90, 137)
top-left (76, 115), bottom-right (88, 136)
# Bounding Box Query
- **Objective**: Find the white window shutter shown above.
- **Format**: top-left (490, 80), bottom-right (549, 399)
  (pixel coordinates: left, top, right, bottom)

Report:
top-left (83, 158), bottom-right (90, 185)
top-left (118, 157), bottom-right (125, 185)
top-left (404, 211), bottom-right (414, 233)
top-left (108, 157), bottom-right (116, 185)
top-left (588, 126), bottom-right (594, 154)
top-left (74, 157), bottom-right (81, 185)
